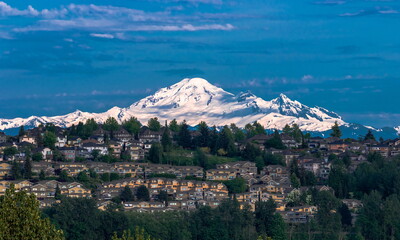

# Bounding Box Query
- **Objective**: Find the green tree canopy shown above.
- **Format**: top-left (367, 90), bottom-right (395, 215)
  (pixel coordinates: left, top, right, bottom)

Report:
top-left (242, 143), bottom-right (262, 161)
top-left (245, 123), bottom-right (256, 138)
top-left (123, 117), bottom-right (142, 136)
top-left (224, 177), bottom-right (247, 194)
top-left (168, 119), bottom-right (179, 132)
top-left (120, 186), bottom-right (134, 202)
top-left (147, 118), bottom-right (161, 132)
top-left (103, 117), bottom-right (120, 138)
top-left (136, 185), bottom-right (150, 201)
top-left (0, 185), bottom-right (64, 240)
top-left (230, 123), bottom-right (246, 142)
top-left (77, 171), bottom-right (90, 183)
top-left (148, 143), bottom-right (163, 164)
top-left (39, 169), bottom-right (46, 180)
top-left (314, 190), bottom-right (342, 239)
top-left (76, 118), bottom-right (99, 138)
top-left (253, 121), bottom-right (266, 135)
top-left (264, 130), bottom-right (285, 150)
top-left (255, 198), bottom-right (278, 238)
top-left (43, 131), bottom-right (57, 149)
top-left (3, 146), bottom-right (18, 159)
top-left (216, 125), bottom-right (236, 156)
top-left (112, 227), bottom-right (158, 240)
top-left (32, 152), bottom-right (43, 161)
top-left (43, 198), bottom-right (103, 240)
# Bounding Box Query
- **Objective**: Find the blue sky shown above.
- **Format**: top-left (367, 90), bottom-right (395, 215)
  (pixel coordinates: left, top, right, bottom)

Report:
top-left (0, 0), bottom-right (399, 127)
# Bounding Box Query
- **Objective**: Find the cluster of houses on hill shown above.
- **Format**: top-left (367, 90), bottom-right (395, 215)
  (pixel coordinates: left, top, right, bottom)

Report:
top-left (0, 125), bottom-right (399, 223)
top-left (0, 180), bottom-right (91, 208)
top-left (1, 126), bottom-right (164, 162)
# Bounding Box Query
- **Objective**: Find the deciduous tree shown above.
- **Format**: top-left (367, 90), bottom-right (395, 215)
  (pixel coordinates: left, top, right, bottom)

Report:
top-left (136, 185), bottom-right (150, 201)
top-left (0, 185), bottom-right (64, 240)
top-left (147, 118), bottom-right (161, 132)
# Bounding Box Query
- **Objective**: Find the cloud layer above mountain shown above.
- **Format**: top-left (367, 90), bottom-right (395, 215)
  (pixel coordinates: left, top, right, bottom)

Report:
top-left (0, 0), bottom-right (399, 127)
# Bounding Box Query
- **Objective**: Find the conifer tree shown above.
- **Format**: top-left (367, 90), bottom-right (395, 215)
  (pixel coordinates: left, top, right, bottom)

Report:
top-left (39, 170), bottom-right (46, 180)
top-left (178, 121), bottom-right (191, 148)
top-left (364, 130), bottom-right (376, 141)
top-left (291, 124), bottom-right (303, 143)
top-left (18, 125), bottom-right (25, 137)
top-left (11, 160), bottom-right (22, 180)
top-left (55, 184), bottom-right (62, 200)
top-left (24, 158), bottom-right (32, 179)
top-left (148, 143), bottom-right (163, 164)
top-left (103, 117), bottom-right (120, 138)
top-left (282, 124), bottom-right (291, 135)
top-left (330, 121), bottom-right (342, 138)
top-left (197, 121), bottom-right (210, 147)
top-left (168, 119), bottom-right (179, 132)
top-left (161, 127), bottom-right (172, 152)
top-left (216, 125), bottom-right (236, 156)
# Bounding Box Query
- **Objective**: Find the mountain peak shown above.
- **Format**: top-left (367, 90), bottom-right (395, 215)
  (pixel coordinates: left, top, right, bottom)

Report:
top-left (279, 93), bottom-right (288, 98)
top-left (237, 90), bottom-right (256, 102)
top-left (272, 93), bottom-right (298, 106)
top-left (277, 93), bottom-right (293, 102)
top-left (172, 78), bottom-right (217, 90)
top-left (182, 77), bottom-right (210, 85)
top-left (131, 78), bottom-right (233, 110)
top-left (73, 109), bottom-right (82, 114)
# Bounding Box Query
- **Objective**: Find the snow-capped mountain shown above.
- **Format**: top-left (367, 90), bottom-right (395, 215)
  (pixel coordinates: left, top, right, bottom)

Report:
top-left (0, 77), bottom-right (397, 138)
top-left (0, 78), bottom-right (344, 132)
top-left (395, 126), bottom-right (400, 135)
top-left (125, 78), bottom-right (345, 131)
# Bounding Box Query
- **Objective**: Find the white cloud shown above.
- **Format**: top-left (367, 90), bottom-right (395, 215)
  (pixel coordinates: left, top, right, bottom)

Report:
top-left (3, 2), bottom-right (235, 33)
top-left (90, 33), bottom-right (115, 39)
top-left (153, 0), bottom-right (223, 5)
top-left (15, 20), bottom-right (234, 32)
top-left (0, 31), bottom-right (12, 39)
top-left (340, 7), bottom-right (399, 17)
top-left (0, 2), bottom-right (165, 21)
top-left (301, 75), bottom-right (314, 82)
top-left (314, 0), bottom-right (346, 5)
top-left (378, 9), bottom-right (398, 14)
top-left (0, 1), bottom-right (39, 16)
top-left (125, 23), bottom-right (234, 31)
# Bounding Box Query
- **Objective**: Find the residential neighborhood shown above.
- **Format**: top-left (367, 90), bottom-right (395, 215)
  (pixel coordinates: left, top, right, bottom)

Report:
top-left (0, 119), bottom-right (399, 224)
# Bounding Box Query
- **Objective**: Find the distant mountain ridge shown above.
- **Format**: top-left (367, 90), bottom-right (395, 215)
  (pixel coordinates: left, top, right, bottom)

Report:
top-left (0, 78), bottom-right (398, 139)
